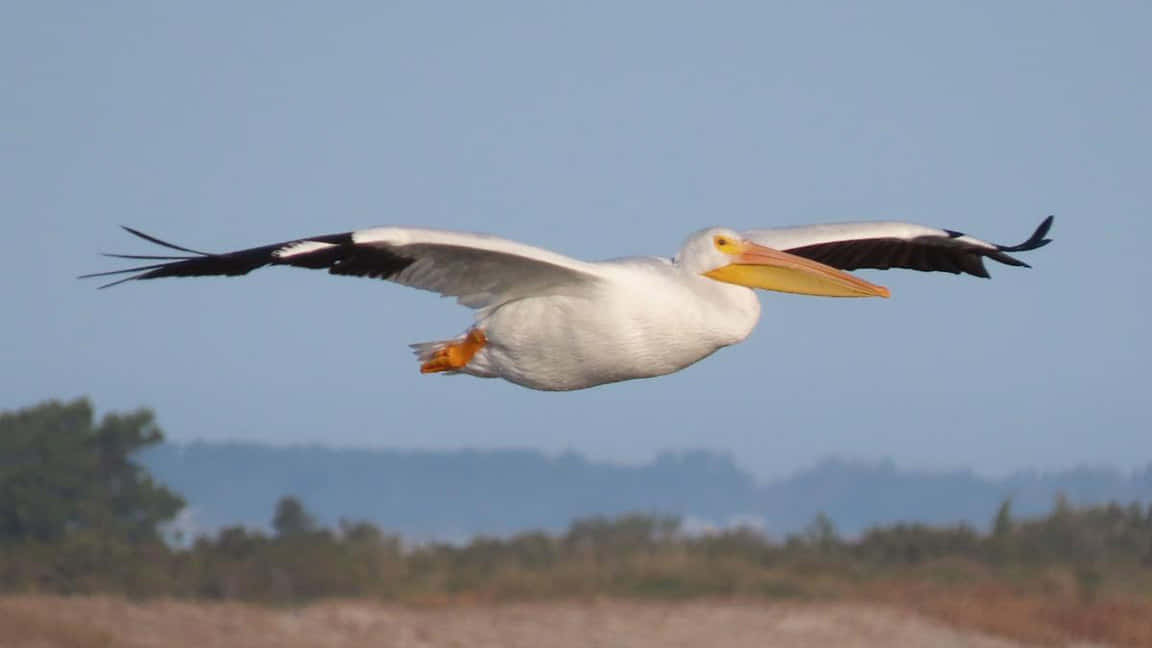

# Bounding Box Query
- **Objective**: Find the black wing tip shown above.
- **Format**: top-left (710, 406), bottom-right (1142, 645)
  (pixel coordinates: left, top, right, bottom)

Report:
top-left (998, 215), bottom-right (1054, 252)
top-left (78, 266), bottom-right (155, 279)
top-left (95, 276), bottom-right (137, 289)
top-left (78, 261), bottom-right (172, 287)
top-left (81, 227), bottom-right (214, 288)
top-left (101, 252), bottom-right (197, 260)
top-left (117, 226), bottom-right (213, 256)
top-left (76, 269), bottom-right (147, 289)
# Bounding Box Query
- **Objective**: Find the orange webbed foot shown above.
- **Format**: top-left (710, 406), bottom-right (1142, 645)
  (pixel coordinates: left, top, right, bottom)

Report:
top-left (420, 329), bottom-right (487, 374)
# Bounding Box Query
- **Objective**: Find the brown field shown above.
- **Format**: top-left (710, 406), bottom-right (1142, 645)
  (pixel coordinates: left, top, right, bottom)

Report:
top-left (0, 594), bottom-right (1136, 648)
top-left (864, 582), bottom-right (1152, 647)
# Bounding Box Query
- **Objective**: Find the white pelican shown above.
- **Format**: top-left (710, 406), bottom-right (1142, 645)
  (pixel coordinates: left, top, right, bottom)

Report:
top-left (83, 216), bottom-right (1052, 391)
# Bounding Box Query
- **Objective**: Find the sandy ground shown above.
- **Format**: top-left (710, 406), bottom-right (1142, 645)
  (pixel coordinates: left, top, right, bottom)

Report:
top-left (0, 596), bottom-right (1091, 648)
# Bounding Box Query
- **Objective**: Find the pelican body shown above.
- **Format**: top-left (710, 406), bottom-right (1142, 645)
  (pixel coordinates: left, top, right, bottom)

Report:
top-left (83, 217), bottom-right (1053, 391)
top-left (460, 257), bottom-right (760, 390)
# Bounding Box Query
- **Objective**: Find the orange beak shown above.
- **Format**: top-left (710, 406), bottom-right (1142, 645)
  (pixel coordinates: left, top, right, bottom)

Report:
top-left (705, 241), bottom-right (890, 298)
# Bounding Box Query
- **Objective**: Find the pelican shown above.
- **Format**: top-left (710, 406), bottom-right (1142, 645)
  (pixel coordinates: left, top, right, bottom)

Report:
top-left (83, 216), bottom-right (1053, 391)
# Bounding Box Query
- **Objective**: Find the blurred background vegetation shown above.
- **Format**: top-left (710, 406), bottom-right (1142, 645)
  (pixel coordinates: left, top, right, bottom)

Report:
top-left (2, 398), bottom-right (1150, 608)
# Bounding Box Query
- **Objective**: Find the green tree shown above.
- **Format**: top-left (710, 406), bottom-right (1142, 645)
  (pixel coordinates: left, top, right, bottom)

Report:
top-left (992, 498), bottom-right (1014, 539)
top-left (272, 495), bottom-right (317, 538)
top-left (565, 513), bottom-right (680, 556)
top-left (804, 512), bottom-right (840, 551)
top-left (0, 398), bottom-right (184, 543)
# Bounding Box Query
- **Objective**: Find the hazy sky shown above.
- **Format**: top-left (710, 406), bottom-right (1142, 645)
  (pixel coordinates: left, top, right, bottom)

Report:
top-left (4, 2), bottom-right (1150, 479)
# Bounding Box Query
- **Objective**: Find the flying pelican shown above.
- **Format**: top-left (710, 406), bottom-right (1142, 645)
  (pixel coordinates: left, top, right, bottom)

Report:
top-left (83, 216), bottom-right (1053, 391)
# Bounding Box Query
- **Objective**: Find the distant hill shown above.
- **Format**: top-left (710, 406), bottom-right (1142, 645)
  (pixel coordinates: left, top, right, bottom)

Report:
top-left (756, 457), bottom-right (1151, 535)
top-left (140, 443), bottom-right (1151, 540)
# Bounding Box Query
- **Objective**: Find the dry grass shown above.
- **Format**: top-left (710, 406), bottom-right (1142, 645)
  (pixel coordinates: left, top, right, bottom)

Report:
top-left (861, 581), bottom-right (1152, 648)
top-left (3, 567), bottom-right (1150, 648)
top-left (0, 595), bottom-right (1034, 648)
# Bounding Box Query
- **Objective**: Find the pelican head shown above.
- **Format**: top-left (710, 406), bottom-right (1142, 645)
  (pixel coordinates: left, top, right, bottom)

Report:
top-left (677, 227), bottom-right (890, 298)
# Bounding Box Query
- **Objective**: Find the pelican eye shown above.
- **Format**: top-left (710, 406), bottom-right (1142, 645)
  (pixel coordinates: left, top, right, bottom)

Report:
top-left (713, 235), bottom-right (735, 251)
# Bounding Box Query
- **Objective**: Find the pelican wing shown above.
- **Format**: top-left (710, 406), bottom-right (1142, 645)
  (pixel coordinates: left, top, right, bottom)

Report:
top-left (742, 216), bottom-right (1053, 278)
top-left (81, 226), bottom-right (604, 309)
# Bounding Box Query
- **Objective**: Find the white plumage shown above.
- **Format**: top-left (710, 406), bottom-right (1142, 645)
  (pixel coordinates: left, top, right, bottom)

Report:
top-left (351, 227), bottom-right (603, 310)
top-left (83, 217), bottom-right (1052, 391)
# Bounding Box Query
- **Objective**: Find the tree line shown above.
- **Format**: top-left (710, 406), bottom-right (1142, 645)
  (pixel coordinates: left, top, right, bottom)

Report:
top-left (2, 398), bottom-right (1151, 602)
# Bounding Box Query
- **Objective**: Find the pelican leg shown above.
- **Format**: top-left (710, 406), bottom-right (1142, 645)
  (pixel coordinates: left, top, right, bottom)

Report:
top-left (420, 328), bottom-right (487, 374)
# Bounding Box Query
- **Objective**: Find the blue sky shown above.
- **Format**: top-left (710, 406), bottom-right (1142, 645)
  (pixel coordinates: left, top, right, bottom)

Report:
top-left (3, 2), bottom-right (1149, 479)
